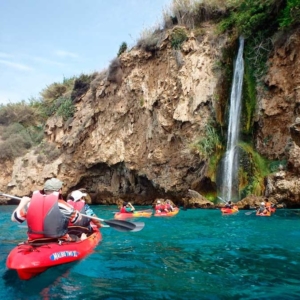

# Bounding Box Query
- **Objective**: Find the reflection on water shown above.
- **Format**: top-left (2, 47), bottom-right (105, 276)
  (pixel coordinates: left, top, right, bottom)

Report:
top-left (0, 206), bottom-right (300, 299)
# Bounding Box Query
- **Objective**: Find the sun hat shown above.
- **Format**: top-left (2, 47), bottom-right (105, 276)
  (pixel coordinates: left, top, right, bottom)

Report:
top-left (71, 190), bottom-right (87, 201)
top-left (44, 178), bottom-right (63, 191)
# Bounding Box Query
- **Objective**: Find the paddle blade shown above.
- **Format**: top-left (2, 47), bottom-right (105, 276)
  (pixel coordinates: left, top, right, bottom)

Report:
top-left (103, 219), bottom-right (136, 232)
top-left (245, 211), bottom-right (255, 215)
top-left (130, 222), bottom-right (145, 232)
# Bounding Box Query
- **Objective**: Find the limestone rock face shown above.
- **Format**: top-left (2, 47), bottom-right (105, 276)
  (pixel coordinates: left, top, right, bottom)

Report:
top-left (1, 26), bottom-right (300, 208)
top-left (0, 25), bottom-right (227, 204)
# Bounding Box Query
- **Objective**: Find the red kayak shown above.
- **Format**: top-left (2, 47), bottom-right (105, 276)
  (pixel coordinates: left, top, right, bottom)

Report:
top-left (154, 207), bottom-right (179, 217)
top-left (221, 205), bottom-right (239, 214)
top-left (6, 226), bottom-right (102, 280)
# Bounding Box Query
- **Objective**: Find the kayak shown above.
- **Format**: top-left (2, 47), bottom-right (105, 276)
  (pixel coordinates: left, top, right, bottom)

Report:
top-left (154, 207), bottom-right (179, 217)
top-left (6, 226), bottom-right (102, 280)
top-left (256, 211), bottom-right (271, 216)
top-left (221, 205), bottom-right (239, 214)
top-left (114, 209), bottom-right (152, 219)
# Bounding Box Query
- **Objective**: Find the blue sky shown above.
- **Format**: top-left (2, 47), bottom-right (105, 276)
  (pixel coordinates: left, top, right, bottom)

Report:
top-left (0, 0), bottom-right (171, 104)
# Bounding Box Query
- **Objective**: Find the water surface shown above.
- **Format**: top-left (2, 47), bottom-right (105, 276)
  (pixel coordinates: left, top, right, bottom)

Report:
top-left (1, 206), bottom-right (299, 299)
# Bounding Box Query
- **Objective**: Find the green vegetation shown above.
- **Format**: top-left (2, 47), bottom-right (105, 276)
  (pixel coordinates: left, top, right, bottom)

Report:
top-left (279, 0), bottom-right (300, 28)
top-left (0, 122), bottom-right (43, 159)
top-left (238, 142), bottom-right (270, 198)
top-left (191, 122), bottom-right (224, 161)
top-left (171, 27), bottom-right (188, 49)
top-left (118, 42), bottom-right (127, 56)
top-left (0, 75), bottom-right (83, 160)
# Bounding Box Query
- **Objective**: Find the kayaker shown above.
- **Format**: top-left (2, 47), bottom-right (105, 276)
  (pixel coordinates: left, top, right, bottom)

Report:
top-left (67, 190), bottom-right (102, 230)
top-left (11, 178), bottom-right (86, 242)
top-left (155, 200), bottom-right (165, 213)
top-left (120, 201), bottom-right (135, 213)
top-left (225, 200), bottom-right (233, 209)
top-left (256, 202), bottom-right (268, 215)
top-left (165, 200), bottom-right (174, 212)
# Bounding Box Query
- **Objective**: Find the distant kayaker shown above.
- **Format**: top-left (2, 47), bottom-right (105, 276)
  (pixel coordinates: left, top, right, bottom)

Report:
top-left (225, 200), bottom-right (233, 209)
top-left (11, 178), bottom-right (86, 242)
top-left (165, 200), bottom-right (174, 212)
top-left (67, 190), bottom-right (102, 230)
top-left (256, 202), bottom-right (268, 215)
top-left (120, 201), bottom-right (135, 213)
top-left (155, 200), bottom-right (165, 213)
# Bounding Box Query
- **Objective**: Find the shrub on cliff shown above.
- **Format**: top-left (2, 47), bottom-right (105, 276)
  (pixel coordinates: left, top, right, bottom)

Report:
top-left (0, 101), bottom-right (40, 126)
top-left (0, 123), bottom-right (37, 159)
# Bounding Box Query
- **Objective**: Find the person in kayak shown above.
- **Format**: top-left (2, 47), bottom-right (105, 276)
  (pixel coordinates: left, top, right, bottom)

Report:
top-left (265, 199), bottom-right (276, 212)
top-left (67, 190), bottom-right (101, 230)
top-left (11, 178), bottom-right (85, 242)
top-left (120, 201), bottom-right (135, 213)
top-left (165, 200), bottom-right (174, 212)
top-left (224, 200), bottom-right (233, 209)
top-left (256, 202), bottom-right (268, 215)
top-left (155, 200), bottom-right (167, 213)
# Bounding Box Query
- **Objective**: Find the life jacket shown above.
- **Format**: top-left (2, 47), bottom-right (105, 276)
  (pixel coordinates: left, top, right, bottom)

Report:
top-left (26, 191), bottom-right (68, 240)
top-left (155, 204), bottom-right (163, 212)
top-left (120, 206), bottom-right (127, 213)
top-left (67, 200), bottom-right (90, 227)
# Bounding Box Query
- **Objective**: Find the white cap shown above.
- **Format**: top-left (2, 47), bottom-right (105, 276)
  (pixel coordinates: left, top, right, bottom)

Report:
top-left (71, 190), bottom-right (87, 201)
top-left (157, 200), bottom-right (161, 204)
top-left (261, 202), bottom-right (265, 206)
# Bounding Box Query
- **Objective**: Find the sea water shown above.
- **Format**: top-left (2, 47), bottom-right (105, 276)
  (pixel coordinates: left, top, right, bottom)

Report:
top-left (0, 205), bottom-right (299, 299)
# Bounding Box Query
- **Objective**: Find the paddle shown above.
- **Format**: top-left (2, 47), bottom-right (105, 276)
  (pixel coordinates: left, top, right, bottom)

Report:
top-left (217, 196), bottom-right (227, 203)
top-left (81, 213), bottom-right (144, 232)
top-left (0, 192), bottom-right (144, 232)
top-left (245, 210), bottom-right (256, 215)
top-left (112, 209), bottom-right (153, 214)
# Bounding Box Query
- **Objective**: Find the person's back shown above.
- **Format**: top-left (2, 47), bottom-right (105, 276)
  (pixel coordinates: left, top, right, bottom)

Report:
top-left (257, 202), bottom-right (268, 214)
top-left (11, 178), bottom-right (81, 241)
top-left (27, 190), bottom-right (69, 240)
top-left (225, 201), bottom-right (233, 209)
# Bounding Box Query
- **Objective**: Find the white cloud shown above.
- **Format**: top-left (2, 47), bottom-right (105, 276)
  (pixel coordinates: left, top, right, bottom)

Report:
top-left (55, 50), bottom-right (79, 58)
top-left (0, 59), bottom-right (33, 71)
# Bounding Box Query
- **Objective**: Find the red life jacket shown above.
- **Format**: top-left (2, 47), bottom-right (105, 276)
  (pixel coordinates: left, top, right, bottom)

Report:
top-left (26, 191), bottom-right (68, 240)
top-left (67, 200), bottom-right (90, 227)
top-left (120, 206), bottom-right (127, 213)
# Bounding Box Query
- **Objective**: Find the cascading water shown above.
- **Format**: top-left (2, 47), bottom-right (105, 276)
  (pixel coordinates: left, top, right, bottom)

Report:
top-left (221, 37), bottom-right (244, 203)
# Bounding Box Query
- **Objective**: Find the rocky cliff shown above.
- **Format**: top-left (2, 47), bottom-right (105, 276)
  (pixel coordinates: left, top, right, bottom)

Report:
top-left (1, 24), bottom-right (300, 208)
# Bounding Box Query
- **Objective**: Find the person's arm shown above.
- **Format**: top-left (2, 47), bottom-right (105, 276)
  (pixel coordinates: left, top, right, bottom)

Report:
top-left (128, 202), bottom-right (135, 211)
top-left (58, 200), bottom-right (80, 224)
top-left (11, 196), bottom-right (31, 223)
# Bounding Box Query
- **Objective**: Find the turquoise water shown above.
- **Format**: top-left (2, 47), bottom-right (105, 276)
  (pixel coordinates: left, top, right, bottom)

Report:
top-left (1, 205), bottom-right (299, 300)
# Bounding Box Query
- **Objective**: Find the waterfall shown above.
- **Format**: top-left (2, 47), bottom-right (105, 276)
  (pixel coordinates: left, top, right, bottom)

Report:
top-left (221, 37), bottom-right (244, 203)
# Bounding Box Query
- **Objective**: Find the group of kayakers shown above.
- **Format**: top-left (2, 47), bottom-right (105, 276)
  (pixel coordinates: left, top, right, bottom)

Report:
top-left (154, 200), bottom-right (175, 214)
top-left (11, 178), bottom-right (102, 243)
